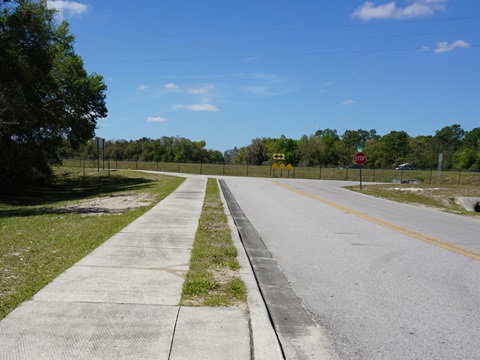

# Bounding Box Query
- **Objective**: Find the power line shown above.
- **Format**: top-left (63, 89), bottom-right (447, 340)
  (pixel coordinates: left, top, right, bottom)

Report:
top-left (79, 30), bottom-right (480, 55)
top-left (86, 45), bottom-right (477, 65)
top-left (77, 16), bottom-right (480, 43)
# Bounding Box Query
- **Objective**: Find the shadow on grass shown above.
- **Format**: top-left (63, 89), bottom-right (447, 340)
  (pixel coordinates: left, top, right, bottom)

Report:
top-left (0, 174), bottom-right (156, 218)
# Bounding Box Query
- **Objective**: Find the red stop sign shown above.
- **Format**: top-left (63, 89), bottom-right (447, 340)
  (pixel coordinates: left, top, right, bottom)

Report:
top-left (354, 152), bottom-right (367, 165)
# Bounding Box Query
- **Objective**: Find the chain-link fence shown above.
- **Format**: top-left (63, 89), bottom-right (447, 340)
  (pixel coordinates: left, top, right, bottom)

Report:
top-left (61, 158), bottom-right (480, 185)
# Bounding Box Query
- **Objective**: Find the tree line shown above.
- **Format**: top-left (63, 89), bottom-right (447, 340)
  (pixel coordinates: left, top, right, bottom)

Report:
top-left (59, 137), bottom-right (224, 164)
top-left (230, 125), bottom-right (480, 170)
top-left (2, 2), bottom-right (478, 193)
top-left (61, 124), bottom-right (480, 171)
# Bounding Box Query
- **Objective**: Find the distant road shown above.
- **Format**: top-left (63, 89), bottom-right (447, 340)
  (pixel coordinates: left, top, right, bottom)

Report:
top-left (223, 177), bottom-right (480, 360)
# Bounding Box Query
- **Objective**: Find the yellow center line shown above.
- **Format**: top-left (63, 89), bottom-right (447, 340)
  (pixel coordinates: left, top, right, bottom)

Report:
top-left (272, 181), bottom-right (480, 261)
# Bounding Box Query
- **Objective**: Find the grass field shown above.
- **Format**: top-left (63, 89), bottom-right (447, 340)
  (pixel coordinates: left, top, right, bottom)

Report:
top-left (348, 183), bottom-right (480, 215)
top-left (0, 169), bottom-right (185, 320)
top-left (62, 158), bottom-right (480, 185)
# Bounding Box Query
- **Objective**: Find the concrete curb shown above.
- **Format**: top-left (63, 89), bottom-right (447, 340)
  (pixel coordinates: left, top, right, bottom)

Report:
top-left (218, 179), bottom-right (284, 360)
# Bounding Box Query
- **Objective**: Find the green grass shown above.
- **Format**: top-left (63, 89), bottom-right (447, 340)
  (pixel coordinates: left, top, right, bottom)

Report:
top-left (180, 178), bottom-right (247, 307)
top-left (0, 169), bottom-right (185, 320)
top-left (62, 159), bottom-right (480, 185)
top-left (347, 183), bottom-right (480, 215)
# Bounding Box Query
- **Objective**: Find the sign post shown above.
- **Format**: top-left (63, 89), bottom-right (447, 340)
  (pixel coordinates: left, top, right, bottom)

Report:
top-left (96, 137), bottom-right (105, 172)
top-left (272, 154), bottom-right (285, 178)
top-left (354, 151), bottom-right (367, 189)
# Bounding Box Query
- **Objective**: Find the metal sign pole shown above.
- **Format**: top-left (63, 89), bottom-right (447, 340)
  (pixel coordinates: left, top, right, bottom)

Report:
top-left (360, 167), bottom-right (363, 189)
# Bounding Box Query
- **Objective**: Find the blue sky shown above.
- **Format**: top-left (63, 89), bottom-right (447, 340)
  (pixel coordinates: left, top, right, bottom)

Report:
top-left (49, 0), bottom-right (478, 152)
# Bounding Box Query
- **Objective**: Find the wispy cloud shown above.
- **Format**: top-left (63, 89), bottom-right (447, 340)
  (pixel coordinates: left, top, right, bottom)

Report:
top-left (187, 84), bottom-right (214, 95)
top-left (243, 73), bottom-right (297, 97)
top-left (434, 40), bottom-right (470, 53)
top-left (47, 1), bottom-right (89, 18)
top-left (175, 104), bottom-right (220, 112)
top-left (352, 0), bottom-right (447, 20)
top-left (418, 46), bottom-right (431, 52)
top-left (146, 116), bottom-right (167, 123)
top-left (137, 85), bottom-right (149, 91)
top-left (341, 100), bottom-right (356, 106)
top-left (164, 83), bottom-right (180, 91)
top-left (321, 81), bottom-right (334, 94)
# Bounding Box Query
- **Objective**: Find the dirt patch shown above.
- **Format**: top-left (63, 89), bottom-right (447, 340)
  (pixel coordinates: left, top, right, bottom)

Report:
top-left (48, 193), bottom-right (154, 216)
top-left (390, 187), bottom-right (440, 192)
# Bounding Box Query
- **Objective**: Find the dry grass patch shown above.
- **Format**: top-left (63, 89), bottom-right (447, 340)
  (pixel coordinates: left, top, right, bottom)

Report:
top-left (348, 183), bottom-right (480, 215)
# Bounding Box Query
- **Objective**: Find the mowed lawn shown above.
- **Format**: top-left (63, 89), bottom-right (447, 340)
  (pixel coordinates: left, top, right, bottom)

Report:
top-left (0, 169), bottom-right (185, 320)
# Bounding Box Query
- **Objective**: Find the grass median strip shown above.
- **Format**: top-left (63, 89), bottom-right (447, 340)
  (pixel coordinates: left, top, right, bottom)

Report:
top-left (180, 178), bottom-right (247, 307)
top-left (0, 169), bottom-right (185, 320)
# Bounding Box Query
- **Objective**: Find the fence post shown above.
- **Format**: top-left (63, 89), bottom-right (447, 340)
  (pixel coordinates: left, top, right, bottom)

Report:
top-left (246, 164), bottom-right (249, 177)
top-left (372, 166), bottom-right (376, 182)
top-left (429, 168), bottom-right (433, 184)
top-left (458, 169), bottom-right (462, 185)
top-left (200, 162), bottom-right (203, 175)
top-left (319, 165), bottom-right (322, 180)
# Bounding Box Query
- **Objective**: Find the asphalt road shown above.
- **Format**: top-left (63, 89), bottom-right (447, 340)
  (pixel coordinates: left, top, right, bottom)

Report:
top-left (223, 177), bottom-right (480, 360)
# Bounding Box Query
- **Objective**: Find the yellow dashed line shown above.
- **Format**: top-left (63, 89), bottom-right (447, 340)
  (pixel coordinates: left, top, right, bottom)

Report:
top-left (272, 181), bottom-right (480, 261)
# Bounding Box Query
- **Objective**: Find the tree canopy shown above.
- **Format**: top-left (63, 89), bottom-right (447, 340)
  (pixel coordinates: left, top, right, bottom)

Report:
top-left (60, 124), bottom-right (480, 171)
top-left (0, 0), bottom-right (107, 191)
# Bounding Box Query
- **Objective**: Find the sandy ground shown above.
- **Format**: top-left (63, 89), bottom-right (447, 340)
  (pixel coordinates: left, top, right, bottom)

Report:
top-left (51, 193), bottom-right (154, 215)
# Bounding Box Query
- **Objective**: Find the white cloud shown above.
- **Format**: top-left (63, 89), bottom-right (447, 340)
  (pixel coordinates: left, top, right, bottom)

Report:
top-left (352, 0), bottom-right (447, 20)
top-left (164, 83), bottom-right (179, 91)
top-left (187, 84), bottom-right (214, 95)
top-left (146, 116), bottom-right (167, 123)
top-left (434, 40), bottom-right (470, 53)
top-left (187, 104), bottom-right (219, 112)
top-left (175, 104), bottom-right (220, 112)
top-left (137, 85), bottom-right (149, 91)
top-left (47, 1), bottom-right (89, 18)
top-left (341, 100), bottom-right (356, 106)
